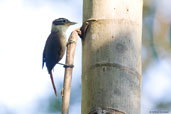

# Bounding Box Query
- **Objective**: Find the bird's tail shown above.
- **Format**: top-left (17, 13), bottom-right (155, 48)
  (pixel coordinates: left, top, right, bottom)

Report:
top-left (50, 71), bottom-right (58, 97)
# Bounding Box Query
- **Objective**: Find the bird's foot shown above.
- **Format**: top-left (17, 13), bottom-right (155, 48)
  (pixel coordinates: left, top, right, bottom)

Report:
top-left (58, 63), bottom-right (74, 68)
top-left (63, 64), bottom-right (74, 68)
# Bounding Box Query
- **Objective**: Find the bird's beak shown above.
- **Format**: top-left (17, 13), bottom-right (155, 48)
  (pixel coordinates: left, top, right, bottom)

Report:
top-left (69, 21), bottom-right (77, 25)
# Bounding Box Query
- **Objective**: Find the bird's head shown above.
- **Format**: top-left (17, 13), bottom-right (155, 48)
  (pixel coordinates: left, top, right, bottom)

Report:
top-left (51, 18), bottom-right (76, 32)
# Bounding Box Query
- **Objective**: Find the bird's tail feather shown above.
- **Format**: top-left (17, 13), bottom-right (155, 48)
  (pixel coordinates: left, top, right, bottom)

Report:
top-left (50, 71), bottom-right (58, 97)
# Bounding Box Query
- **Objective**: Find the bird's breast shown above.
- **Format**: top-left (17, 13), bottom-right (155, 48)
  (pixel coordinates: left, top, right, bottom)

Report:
top-left (57, 32), bottom-right (67, 59)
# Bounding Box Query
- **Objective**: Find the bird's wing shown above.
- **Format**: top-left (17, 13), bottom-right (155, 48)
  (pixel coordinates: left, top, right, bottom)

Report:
top-left (43, 32), bottom-right (63, 73)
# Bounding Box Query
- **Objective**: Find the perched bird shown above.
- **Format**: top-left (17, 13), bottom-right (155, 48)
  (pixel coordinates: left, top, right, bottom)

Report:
top-left (42, 18), bottom-right (76, 97)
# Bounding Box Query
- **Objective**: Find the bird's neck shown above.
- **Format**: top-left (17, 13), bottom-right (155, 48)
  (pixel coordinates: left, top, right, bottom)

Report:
top-left (51, 24), bottom-right (68, 34)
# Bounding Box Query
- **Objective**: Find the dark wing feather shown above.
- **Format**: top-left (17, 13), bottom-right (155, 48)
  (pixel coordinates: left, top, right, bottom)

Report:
top-left (43, 32), bottom-right (62, 73)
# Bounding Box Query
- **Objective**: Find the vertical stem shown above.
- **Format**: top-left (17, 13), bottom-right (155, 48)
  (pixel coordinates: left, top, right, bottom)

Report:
top-left (62, 31), bottom-right (79, 114)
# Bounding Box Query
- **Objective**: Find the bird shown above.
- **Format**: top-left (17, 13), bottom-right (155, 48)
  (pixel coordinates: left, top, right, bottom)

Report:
top-left (42, 18), bottom-right (76, 97)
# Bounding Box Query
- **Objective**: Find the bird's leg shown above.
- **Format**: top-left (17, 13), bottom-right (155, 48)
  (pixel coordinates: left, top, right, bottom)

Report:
top-left (58, 63), bottom-right (74, 68)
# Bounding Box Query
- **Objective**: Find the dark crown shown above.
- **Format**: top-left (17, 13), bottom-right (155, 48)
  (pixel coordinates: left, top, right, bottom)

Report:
top-left (52, 18), bottom-right (70, 25)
